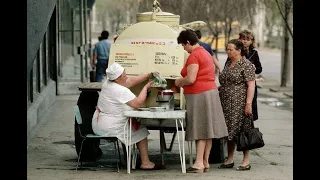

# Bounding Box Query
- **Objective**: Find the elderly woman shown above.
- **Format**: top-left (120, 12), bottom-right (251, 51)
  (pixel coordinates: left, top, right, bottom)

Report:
top-left (175, 29), bottom-right (228, 173)
top-left (218, 39), bottom-right (256, 171)
top-left (91, 62), bottom-right (165, 170)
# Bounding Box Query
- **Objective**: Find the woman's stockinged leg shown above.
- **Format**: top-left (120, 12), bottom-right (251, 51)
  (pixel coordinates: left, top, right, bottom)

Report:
top-left (193, 139), bottom-right (206, 169)
top-left (241, 150), bottom-right (250, 166)
top-left (136, 138), bottom-right (154, 168)
top-left (225, 140), bottom-right (236, 164)
top-left (203, 139), bottom-right (212, 168)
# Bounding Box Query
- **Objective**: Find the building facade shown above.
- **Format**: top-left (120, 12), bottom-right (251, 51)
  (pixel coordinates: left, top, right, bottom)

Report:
top-left (27, 0), bottom-right (96, 140)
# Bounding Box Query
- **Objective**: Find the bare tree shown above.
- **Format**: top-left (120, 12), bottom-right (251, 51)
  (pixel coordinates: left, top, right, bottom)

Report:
top-left (138, 0), bottom-right (153, 12)
top-left (275, 0), bottom-right (293, 38)
top-left (275, 0), bottom-right (293, 87)
top-left (262, 0), bottom-right (293, 87)
top-left (94, 0), bottom-right (141, 33)
top-left (182, 0), bottom-right (258, 52)
top-left (219, 0), bottom-right (258, 50)
top-left (262, 0), bottom-right (282, 47)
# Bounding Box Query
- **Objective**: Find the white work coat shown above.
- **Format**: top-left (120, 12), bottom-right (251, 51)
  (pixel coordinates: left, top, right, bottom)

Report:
top-left (91, 80), bottom-right (149, 145)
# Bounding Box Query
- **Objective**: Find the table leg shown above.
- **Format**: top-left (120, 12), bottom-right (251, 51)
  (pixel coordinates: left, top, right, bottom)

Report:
top-left (175, 119), bottom-right (186, 173)
top-left (159, 128), bottom-right (165, 165)
top-left (125, 121), bottom-right (128, 173)
top-left (179, 119), bottom-right (186, 173)
top-left (126, 118), bottom-right (132, 174)
top-left (168, 131), bottom-right (177, 151)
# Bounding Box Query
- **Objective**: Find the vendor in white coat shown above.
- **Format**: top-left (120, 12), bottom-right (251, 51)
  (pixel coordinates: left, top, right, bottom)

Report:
top-left (92, 62), bottom-right (165, 170)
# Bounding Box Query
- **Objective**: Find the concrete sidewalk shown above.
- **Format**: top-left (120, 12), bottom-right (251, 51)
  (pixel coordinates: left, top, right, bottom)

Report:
top-left (27, 87), bottom-right (293, 180)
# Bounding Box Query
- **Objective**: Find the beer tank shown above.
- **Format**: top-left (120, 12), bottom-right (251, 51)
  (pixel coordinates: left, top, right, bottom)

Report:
top-left (108, 0), bottom-right (206, 109)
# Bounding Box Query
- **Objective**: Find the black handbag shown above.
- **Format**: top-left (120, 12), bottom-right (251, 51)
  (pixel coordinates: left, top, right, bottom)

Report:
top-left (236, 116), bottom-right (265, 151)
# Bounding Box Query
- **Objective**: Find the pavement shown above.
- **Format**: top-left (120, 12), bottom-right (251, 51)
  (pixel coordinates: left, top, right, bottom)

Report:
top-left (27, 77), bottom-right (293, 180)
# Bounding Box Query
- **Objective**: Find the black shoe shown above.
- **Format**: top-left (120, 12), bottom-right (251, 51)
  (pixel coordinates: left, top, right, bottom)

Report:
top-left (218, 162), bottom-right (234, 169)
top-left (236, 164), bottom-right (251, 171)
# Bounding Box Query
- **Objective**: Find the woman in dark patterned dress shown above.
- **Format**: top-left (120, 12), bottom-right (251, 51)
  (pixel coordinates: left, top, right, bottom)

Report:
top-left (239, 29), bottom-right (262, 121)
top-left (218, 39), bottom-right (256, 171)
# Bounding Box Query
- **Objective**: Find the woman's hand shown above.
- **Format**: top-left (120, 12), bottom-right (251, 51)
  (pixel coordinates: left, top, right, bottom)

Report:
top-left (144, 81), bottom-right (154, 89)
top-left (244, 103), bottom-right (252, 116)
top-left (91, 63), bottom-right (96, 70)
top-left (175, 78), bottom-right (182, 87)
top-left (152, 72), bottom-right (160, 76)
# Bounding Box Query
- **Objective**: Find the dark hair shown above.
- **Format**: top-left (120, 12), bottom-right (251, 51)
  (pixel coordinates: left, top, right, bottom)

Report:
top-left (100, 30), bottom-right (109, 40)
top-left (194, 30), bottom-right (202, 39)
top-left (177, 29), bottom-right (199, 45)
top-left (239, 29), bottom-right (256, 49)
top-left (228, 39), bottom-right (246, 56)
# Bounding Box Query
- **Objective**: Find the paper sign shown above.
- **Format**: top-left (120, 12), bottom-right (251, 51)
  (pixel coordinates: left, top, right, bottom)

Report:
top-left (109, 44), bottom-right (185, 77)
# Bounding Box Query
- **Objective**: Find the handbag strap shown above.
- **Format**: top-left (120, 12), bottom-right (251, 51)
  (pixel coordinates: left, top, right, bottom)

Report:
top-left (240, 115), bottom-right (255, 132)
top-left (249, 115), bottom-right (255, 129)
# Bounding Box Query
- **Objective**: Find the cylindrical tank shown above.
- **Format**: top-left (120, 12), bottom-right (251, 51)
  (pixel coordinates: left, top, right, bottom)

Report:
top-left (108, 3), bottom-right (206, 109)
top-left (109, 8), bottom-right (189, 109)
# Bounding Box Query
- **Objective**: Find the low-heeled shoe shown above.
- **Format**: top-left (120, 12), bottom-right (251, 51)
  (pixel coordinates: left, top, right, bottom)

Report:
top-left (218, 162), bottom-right (234, 169)
top-left (236, 164), bottom-right (251, 171)
top-left (186, 167), bottom-right (204, 173)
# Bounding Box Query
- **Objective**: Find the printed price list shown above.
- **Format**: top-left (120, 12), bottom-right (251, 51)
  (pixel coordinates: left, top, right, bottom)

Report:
top-left (154, 52), bottom-right (179, 65)
top-left (114, 52), bottom-right (138, 68)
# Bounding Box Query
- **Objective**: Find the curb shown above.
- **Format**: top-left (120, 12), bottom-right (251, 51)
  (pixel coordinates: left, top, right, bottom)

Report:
top-left (283, 92), bottom-right (293, 98)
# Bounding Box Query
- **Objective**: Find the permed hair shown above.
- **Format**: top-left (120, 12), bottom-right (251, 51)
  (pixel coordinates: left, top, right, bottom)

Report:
top-left (239, 29), bottom-right (256, 49)
top-left (228, 39), bottom-right (246, 56)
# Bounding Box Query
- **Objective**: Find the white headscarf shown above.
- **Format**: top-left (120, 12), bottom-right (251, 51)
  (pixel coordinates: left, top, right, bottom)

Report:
top-left (105, 62), bottom-right (124, 80)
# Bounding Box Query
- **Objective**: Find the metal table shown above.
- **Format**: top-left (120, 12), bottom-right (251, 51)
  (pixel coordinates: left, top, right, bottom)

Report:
top-left (123, 110), bottom-right (187, 174)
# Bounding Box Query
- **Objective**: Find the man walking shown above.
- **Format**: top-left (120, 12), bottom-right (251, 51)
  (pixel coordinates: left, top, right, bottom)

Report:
top-left (91, 30), bottom-right (111, 82)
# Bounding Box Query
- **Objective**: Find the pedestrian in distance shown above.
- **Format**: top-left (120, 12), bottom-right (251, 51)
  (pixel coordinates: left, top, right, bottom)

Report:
top-left (91, 30), bottom-right (112, 82)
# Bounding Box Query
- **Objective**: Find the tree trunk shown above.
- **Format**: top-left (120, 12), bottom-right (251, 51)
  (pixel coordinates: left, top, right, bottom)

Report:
top-left (116, 11), bottom-right (121, 32)
top-left (280, 5), bottom-right (290, 87)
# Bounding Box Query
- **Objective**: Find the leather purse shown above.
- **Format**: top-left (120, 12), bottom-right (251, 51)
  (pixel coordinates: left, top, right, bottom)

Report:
top-left (236, 116), bottom-right (265, 151)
